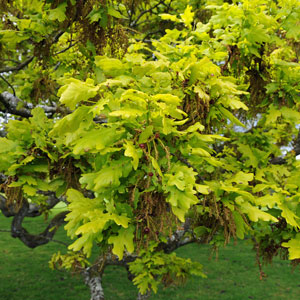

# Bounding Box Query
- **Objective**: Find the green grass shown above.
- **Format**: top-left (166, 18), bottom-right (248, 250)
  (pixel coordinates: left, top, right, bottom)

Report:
top-left (0, 212), bottom-right (300, 300)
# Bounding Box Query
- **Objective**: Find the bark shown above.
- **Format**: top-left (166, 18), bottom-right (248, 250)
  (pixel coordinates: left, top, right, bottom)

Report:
top-left (137, 291), bottom-right (151, 300)
top-left (0, 92), bottom-right (33, 117)
top-left (0, 92), bottom-right (60, 118)
top-left (0, 129), bottom-right (6, 137)
top-left (0, 56), bottom-right (34, 74)
top-left (11, 199), bottom-right (68, 248)
top-left (83, 267), bottom-right (105, 300)
top-left (0, 192), bottom-right (61, 218)
top-left (0, 193), bottom-right (68, 248)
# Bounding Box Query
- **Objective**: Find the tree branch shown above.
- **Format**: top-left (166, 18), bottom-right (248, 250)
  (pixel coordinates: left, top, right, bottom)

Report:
top-left (0, 29), bottom-right (64, 75)
top-left (0, 191), bottom-right (62, 218)
top-left (130, 0), bottom-right (166, 27)
top-left (82, 266), bottom-right (105, 300)
top-left (54, 41), bottom-right (78, 56)
top-left (0, 92), bottom-right (58, 118)
top-left (0, 129), bottom-right (7, 137)
top-left (1, 178), bottom-right (68, 248)
top-left (137, 291), bottom-right (151, 300)
top-left (11, 198), bottom-right (68, 248)
top-left (0, 56), bottom-right (34, 74)
top-left (270, 128), bottom-right (300, 165)
top-left (0, 92), bottom-right (32, 117)
top-left (293, 129), bottom-right (300, 156)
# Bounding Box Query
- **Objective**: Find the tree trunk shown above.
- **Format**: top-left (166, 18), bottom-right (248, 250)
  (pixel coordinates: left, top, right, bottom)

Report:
top-left (137, 291), bottom-right (151, 300)
top-left (83, 267), bottom-right (105, 300)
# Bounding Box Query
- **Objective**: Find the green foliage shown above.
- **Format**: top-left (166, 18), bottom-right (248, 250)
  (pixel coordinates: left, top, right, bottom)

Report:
top-left (49, 251), bottom-right (90, 272)
top-left (129, 245), bottom-right (205, 295)
top-left (282, 234), bottom-right (300, 260)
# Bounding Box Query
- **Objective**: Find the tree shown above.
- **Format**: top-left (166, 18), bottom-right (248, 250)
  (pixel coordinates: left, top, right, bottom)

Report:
top-left (1, 0), bottom-right (300, 299)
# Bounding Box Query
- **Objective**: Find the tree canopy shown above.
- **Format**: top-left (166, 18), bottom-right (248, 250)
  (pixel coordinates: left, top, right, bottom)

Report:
top-left (0, 0), bottom-right (300, 299)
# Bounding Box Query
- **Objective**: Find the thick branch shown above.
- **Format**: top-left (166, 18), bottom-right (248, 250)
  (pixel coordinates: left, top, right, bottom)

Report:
top-left (0, 182), bottom-right (67, 248)
top-left (11, 198), bottom-right (68, 248)
top-left (0, 92), bottom-right (32, 117)
top-left (161, 219), bottom-right (197, 253)
top-left (0, 129), bottom-right (7, 137)
top-left (0, 92), bottom-right (58, 118)
top-left (82, 266), bottom-right (105, 300)
top-left (269, 156), bottom-right (286, 165)
top-left (0, 188), bottom-right (61, 218)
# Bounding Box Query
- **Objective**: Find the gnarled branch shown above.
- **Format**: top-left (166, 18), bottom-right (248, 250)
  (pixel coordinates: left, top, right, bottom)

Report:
top-left (0, 190), bottom-right (62, 218)
top-left (11, 198), bottom-right (68, 248)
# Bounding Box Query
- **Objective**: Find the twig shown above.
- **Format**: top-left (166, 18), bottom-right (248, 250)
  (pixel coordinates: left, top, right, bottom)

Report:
top-left (0, 58), bottom-right (20, 64)
top-left (54, 41), bottom-right (78, 56)
top-left (130, 0), bottom-right (165, 27)
top-left (0, 74), bottom-right (16, 96)
top-left (48, 238), bottom-right (69, 247)
top-left (0, 30), bottom-right (63, 74)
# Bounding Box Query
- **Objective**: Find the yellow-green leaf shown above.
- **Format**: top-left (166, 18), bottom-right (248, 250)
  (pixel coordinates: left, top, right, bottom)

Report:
top-left (95, 56), bottom-right (125, 77)
top-left (195, 184), bottom-right (210, 194)
top-left (231, 172), bottom-right (254, 185)
top-left (111, 214), bottom-right (130, 228)
top-left (58, 78), bottom-right (98, 110)
top-left (240, 202), bottom-right (277, 222)
top-left (75, 215), bottom-right (110, 235)
top-left (185, 122), bottom-right (205, 133)
top-left (191, 148), bottom-right (211, 157)
top-left (108, 226), bottom-right (135, 260)
top-left (282, 235), bottom-right (300, 260)
top-left (180, 5), bottom-right (194, 29)
top-left (124, 140), bottom-right (139, 170)
top-left (218, 106), bottom-right (245, 127)
top-left (160, 14), bottom-right (180, 22)
top-left (279, 202), bottom-right (300, 228)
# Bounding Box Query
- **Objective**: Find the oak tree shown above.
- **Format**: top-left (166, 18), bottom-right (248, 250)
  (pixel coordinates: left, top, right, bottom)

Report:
top-left (0, 0), bottom-right (300, 299)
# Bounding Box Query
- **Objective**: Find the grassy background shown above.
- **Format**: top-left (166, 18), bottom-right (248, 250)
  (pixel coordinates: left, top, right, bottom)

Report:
top-left (1, 211), bottom-right (300, 300)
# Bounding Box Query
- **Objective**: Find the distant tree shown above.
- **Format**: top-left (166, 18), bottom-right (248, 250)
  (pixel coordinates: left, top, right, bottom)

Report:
top-left (0, 0), bottom-right (300, 299)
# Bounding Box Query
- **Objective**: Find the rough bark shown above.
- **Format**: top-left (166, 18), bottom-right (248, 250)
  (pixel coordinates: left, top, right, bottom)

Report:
top-left (83, 267), bottom-right (105, 300)
top-left (137, 291), bottom-right (151, 300)
top-left (0, 92), bottom-right (33, 117)
top-left (10, 198), bottom-right (68, 248)
top-left (0, 192), bottom-right (61, 218)
top-left (0, 191), bottom-right (68, 248)
top-left (0, 91), bottom-right (60, 117)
